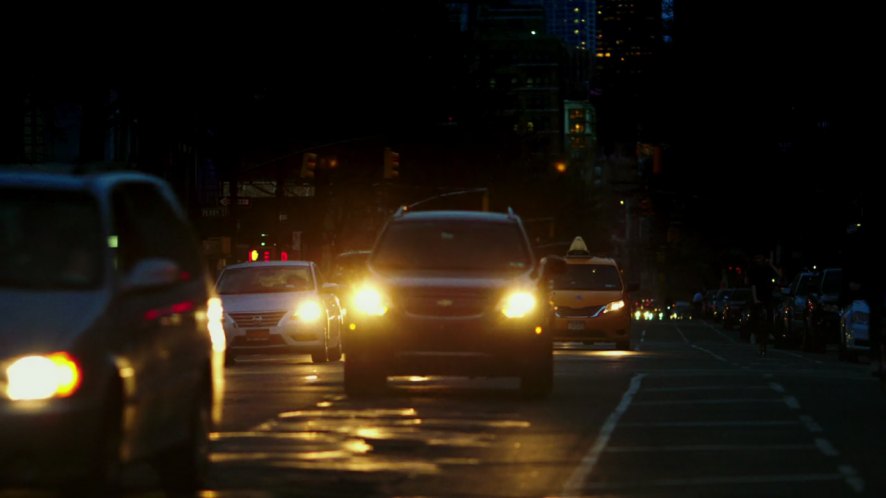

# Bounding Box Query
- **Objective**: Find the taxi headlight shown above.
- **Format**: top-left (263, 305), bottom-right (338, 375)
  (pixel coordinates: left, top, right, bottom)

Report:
top-left (294, 299), bottom-right (324, 322)
top-left (501, 291), bottom-right (536, 318)
top-left (6, 352), bottom-right (82, 401)
top-left (352, 286), bottom-right (388, 316)
top-left (602, 299), bottom-right (625, 314)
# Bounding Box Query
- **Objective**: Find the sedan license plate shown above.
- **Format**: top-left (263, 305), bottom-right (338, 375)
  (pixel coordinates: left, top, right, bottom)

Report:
top-left (567, 321), bottom-right (585, 331)
top-left (245, 329), bottom-right (270, 342)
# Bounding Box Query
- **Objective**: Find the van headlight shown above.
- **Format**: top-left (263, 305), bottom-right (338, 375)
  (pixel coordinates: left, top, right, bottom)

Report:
top-left (602, 300), bottom-right (625, 314)
top-left (5, 352), bottom-right (82, 401)
top-left (500, 291), bottom-right (537, 318)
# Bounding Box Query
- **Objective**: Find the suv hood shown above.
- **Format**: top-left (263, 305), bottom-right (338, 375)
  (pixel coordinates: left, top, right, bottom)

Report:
top-left (0, 290), bottom-right (107, 358)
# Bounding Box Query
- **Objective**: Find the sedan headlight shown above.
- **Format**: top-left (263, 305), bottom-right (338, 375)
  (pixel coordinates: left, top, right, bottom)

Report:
top-left (352, 285), bottom-right (388, 316)
top-left (294, 299), bottom-right (324, 322)
top-left (501, 290), bottom-right (537, 318)
top-left (5, 352), bottom-right (81, 401)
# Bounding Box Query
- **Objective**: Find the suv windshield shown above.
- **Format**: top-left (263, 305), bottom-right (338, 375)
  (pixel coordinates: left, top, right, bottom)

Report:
top-left (372, 220), bottom-right (530, 274)
top-left (552, 264), bottom-right (622, 291)
top-left (0, 188), bottom-right (102, 289)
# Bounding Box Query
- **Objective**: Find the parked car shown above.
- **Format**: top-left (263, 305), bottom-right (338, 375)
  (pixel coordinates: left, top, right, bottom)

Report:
top-left (838, 299), bottom-right (870, 361)
top-left (802, 268), bottom-right (843, 352)
top-left (0, 169), bottom-right (224, 492)
top-left (216, 261), bottom-right (344, 364)
top-left (721, 288), bottom-right (752, 331)
top-left (773, 271), bottom-right (818, 347)
top-left (343, 208), bottom-right (564, 398)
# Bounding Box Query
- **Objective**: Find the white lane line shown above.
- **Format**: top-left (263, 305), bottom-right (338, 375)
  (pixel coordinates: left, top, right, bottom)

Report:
top-left (619, 420), bottom-right (799, 428)
top-left (690, 344), bottom-right (729, 363)
top-left (783, 396), bottom-right (801, 410)
top-left (561, 373), bottom-right (645, 496)
top-left (799, 415), bottom-right (824, 433)
top-left (606, 443), bottom-right (816, 453)
top-left (674, 324), bottom-right (690, 344)
top-left (582, 472), bottom-right (844, 491)
top-left (769, 382), bottom-right (785, 393)
top-left (703, 321), bottom-right (738, 343)
top-left (815, 438), bottom-right (840, 457)
top-left (645, 385), bottom-right (770, 393)
top-left (632, 398), bottom-right (784, 406)
top-left (772, 349), bottom-right (824, 365)
top-left (839, 465), bottom-right (866, 493)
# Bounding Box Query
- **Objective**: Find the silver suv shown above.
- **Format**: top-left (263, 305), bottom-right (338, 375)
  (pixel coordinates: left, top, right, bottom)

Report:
top-left (0, 170), bottom-right (225, 493)
top-left (343, 208), bottom-right (563, 398)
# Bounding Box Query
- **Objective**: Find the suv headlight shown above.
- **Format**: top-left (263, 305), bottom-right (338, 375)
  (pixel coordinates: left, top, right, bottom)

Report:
top-left (500, 290), bottom-right (537, 318)
top-left (294, 299), bottom-right (324, 322)
top-left (5, 352), bottom-right (81, 401)
top-left (352, 285), bottom-right (388, 316)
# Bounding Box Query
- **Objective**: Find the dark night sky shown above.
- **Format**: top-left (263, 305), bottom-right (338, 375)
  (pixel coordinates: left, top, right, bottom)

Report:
top-left (4, 2), bottom-right (878, 266)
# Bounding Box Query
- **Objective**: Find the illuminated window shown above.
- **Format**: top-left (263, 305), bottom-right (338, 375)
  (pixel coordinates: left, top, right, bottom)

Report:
top-left (574, 29), bottom-right (579, 34)
top-left (574, 7), bottom-right (580, 12)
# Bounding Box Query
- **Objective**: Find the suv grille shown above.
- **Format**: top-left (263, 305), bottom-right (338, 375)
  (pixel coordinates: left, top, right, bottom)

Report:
top-left (401, 288), bottom-right (495, 317)
top-left (229, 311), bottom-right (287, 328)
top-left (555, 305), bottom-right (606, 318)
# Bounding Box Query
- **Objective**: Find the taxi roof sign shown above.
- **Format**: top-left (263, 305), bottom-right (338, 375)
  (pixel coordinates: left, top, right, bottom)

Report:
top-left (566, 236), bottom-right (592, 257)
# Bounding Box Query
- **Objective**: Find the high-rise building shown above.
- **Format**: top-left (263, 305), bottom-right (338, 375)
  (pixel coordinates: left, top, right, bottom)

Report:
top-left (594, 0), bottom-right (662, 93)
top-left (544, 0), bottom-right (596, 54)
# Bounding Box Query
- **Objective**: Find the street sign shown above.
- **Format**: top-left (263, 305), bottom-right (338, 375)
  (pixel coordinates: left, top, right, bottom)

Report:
top-left (201, 207), bottom-right (228, 217)
top-left (219, 197), bottom-right (230, 206)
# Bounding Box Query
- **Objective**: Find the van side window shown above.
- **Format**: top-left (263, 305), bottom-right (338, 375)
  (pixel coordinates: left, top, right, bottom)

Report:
top-left (110, 183), bottom-right (201, 277)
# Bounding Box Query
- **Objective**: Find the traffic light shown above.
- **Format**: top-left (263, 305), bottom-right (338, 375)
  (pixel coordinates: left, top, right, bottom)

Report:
top-left (383, 147), bottom-right (399, 179)
top-left (300, 152), bottom-right (317, 179)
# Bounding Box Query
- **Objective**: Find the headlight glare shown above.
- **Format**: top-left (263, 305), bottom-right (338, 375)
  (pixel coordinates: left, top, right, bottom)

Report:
top-left (294, 299), bottom-right (324, 322)
top-left (6, 352), bottom-right (81, 401)
top-left (353, 286), bottom-right (388, 316)
top-left (501, 291), bottom-right (536, 318)
top-left (603, 299), bottom-right (625, 314)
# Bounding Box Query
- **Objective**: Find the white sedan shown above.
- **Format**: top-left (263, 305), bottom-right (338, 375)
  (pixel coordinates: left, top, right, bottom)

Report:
top-left (216, 261), bottom-right (344, 364)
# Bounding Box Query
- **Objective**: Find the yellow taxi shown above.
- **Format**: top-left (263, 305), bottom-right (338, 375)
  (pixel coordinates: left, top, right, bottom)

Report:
top-left (548, 236), bottom-right (632, 349)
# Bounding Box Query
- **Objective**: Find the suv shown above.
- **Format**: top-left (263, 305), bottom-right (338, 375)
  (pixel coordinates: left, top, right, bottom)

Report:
top-left (0, 169), bottom-right (224, 492)
top-left (548, 237), bottom-right (633, 349)
top-left (343, 208), bottom-right (563, 398)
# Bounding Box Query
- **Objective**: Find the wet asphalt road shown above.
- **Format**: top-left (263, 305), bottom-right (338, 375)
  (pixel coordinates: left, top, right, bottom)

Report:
top-left (3, 319), bottom-right (885, 497)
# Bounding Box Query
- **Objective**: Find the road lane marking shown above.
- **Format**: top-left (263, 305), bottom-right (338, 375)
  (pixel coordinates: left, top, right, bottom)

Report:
top-left (769, 382), bottom-right (785, 393)
top-left (799, 415), bottom-right (824, 433)
top-left (674, 324), bottom-right (690, 344)
top-left (815, 438), bottom-right (840, 456)
top-left (783, 396), bottom-right (801, 410)
top-left (704, 322), bottom-right (738, 343)
top-left (581, 472), bottom-right (844, 491)
top-left (644, 385), bottom-right (770, 392)
top-left (606, 443), bottom-right (817, 453)
top-left (632, 398), bottom-right (784, 406)
top-left (839, 465), bottom-right (866, 493)
top-left (619, 420), bottom-right (799, 428)
top-left (561, 373), bottom-right (645, 496)
top-left (690, 344), bottom-right (729, 363)
top-left (771, 349), bottom-right (824, 365)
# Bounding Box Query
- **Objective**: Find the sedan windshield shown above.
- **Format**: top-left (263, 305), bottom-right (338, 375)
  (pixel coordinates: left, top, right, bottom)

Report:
top-left (217, 267), bottom-right (313, 294)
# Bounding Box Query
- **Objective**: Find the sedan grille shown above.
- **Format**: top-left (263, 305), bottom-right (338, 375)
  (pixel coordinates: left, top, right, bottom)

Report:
top-left (555, 305), bottom-right (606, 318)
top-left (229, 311), bottom-right (287, 328)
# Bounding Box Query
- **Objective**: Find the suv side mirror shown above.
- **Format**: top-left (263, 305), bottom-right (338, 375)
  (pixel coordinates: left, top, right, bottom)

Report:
top-left (122, 258), bottom-right (181, 292)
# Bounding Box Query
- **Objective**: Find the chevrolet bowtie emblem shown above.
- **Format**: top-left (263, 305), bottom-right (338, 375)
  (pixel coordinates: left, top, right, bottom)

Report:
top-left (437, 299), bottom-right (454, 307)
